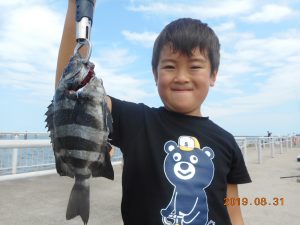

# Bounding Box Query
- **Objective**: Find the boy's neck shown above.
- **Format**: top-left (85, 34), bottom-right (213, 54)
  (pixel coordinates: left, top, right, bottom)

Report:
top-left (163, 106), bottom-right (204, 118)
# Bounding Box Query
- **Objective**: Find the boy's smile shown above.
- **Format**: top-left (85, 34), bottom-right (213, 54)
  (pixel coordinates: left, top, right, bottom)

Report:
top-left (154, 45), bottom-right (217, 117)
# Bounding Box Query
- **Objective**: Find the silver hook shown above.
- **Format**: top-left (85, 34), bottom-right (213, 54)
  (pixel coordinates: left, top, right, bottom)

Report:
top-left (74, 39), bottom-right (92, 63)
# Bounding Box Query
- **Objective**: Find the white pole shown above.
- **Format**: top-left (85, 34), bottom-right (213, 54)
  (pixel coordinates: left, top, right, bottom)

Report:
top-left (258, 138), bottom-right (262, 164)
top-left (12, 148), bottom-right (18, 174)
top-left (255, 139), bottom-right (258, 151)
top-left (271, 138), bottom-right (274, 158)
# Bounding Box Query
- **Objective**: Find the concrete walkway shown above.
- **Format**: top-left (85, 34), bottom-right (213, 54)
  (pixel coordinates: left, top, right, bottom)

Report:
top-left (239, 146), bottom-right (300, 225)
top-left (0, 165), bottom-right (123, 225)
top-left (0, 147), bottom-right (299, 225)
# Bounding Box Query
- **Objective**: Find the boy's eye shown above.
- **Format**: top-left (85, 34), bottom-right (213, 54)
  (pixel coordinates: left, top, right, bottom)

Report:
top-left (163, 65), bottom-right (175, 69)
top-left (190, 66), bottom-right (202, 69)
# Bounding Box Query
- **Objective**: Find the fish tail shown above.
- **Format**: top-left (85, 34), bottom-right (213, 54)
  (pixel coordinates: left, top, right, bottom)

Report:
top-left (66, 177), bottom-right (90, 224)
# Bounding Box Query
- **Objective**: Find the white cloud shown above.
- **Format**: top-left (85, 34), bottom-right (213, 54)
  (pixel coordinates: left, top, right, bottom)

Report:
top-left (0, 3), bottom-right (63, 101)
top-left (92, 48), bottom-right (155, 102)
top-left (213, 26), bottom-right (300, 96)
top-left (245, 4), bottom-right (293, 22)
top-left (95, 48), bottom-right (137, 68)
top-left (128, 1), bottom-right (254, 19)
top-left (0, 1), bottom-right (153, 105)
top-left (214, 22), bottom-right (236, 33)
top-left (92, 62), bottom-right (154, 102)
top-left (206, 30), bottom-right (300, 119)
top-left (234, 30), bottom-right (300, 68)
top-left (122, 30), bottom-right (158, 47)
top-left (0, 0), bottom-right (41, 6)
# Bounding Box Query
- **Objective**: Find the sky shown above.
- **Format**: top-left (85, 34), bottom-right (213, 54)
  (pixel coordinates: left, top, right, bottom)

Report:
top-left (0, 0), bottom-right (299, 136)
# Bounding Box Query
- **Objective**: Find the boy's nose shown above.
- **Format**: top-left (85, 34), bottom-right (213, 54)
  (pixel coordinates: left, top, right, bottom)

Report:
top-left (174, 70), bottom-right (189, 83)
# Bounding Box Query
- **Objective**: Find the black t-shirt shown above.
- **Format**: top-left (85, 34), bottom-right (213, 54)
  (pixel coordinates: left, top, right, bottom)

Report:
top-left (109, 97), bottom-right (251, 225)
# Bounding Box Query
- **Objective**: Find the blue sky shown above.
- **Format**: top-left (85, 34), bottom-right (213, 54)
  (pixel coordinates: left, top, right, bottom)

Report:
top-left (0, 0), bottom-right (299, 136)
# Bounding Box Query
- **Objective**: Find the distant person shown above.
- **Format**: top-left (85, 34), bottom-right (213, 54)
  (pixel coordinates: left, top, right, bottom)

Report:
top-left (54, 1), bottom-right (251, 224)
top-left (267, 131), bottom-right (272, 137)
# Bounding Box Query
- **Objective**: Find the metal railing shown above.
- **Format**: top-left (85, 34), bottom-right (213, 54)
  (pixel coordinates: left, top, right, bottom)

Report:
top-left (0, 140), bottom-right (53, 175)
top-left (0, 139), bottom-right (123, 179)
top-left (236, 136), bottom-right (298, 164)
top-left (0, 132), bottom-right (49, 140)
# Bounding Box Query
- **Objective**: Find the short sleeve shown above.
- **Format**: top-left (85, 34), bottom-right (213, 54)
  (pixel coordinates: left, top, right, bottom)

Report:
top-left (226, 137), bottom-right (252, 184)
top-left (108, 96), bottom-right (145, 152)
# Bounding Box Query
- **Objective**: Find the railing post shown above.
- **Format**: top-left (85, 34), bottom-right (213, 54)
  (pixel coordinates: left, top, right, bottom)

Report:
top-left (12, 148), bottom-right (18, 174)
top-left (258, 138), bottom-right (262, 164)
top-left (271, 137), bottom-right (274, 158)
top-left (280, 138), bottom-right (283, 154)
top-left (255, 139), bottom-right (258, 151)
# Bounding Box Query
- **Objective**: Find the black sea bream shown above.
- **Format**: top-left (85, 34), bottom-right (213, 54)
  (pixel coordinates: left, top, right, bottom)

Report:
top-left (45, 53), bottom-right (114, 224)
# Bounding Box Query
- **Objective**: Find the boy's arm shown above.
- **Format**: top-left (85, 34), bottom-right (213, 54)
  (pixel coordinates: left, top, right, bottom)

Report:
top-left (55, 1), bottom-right (113, 109)
top-left (55, 0), bottom-right (76, 88)
top-left (226, 184), bottom-right (246, 225)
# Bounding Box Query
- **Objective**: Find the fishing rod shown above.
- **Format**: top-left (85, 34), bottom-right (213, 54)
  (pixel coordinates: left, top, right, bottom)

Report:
top-left (75, 0), bottom-right (95, 62)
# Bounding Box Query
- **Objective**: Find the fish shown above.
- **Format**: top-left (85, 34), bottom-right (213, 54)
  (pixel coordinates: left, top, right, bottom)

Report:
top-left (45, 52), bottom-right (114, 225)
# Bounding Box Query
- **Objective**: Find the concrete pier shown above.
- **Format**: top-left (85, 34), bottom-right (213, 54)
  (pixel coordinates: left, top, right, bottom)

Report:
top-left (0, 147), bottom-right (299, 225)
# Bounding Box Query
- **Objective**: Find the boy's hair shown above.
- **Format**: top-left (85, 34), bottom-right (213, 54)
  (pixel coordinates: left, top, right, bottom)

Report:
top-left (152, 18), bottom-right (220, 74)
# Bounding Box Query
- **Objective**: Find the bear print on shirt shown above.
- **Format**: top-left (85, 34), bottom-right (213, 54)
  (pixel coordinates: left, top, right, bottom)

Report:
top-left (161, 136), bottom-right (215, 225)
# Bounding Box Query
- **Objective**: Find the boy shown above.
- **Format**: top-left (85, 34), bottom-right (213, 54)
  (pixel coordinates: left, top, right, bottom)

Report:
top-left (56, 1), bottom-right (251, 225)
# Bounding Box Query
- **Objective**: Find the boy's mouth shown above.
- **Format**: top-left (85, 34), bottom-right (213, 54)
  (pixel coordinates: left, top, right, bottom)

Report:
top-left (171, 85), bottom-right (193, 92)
top-left (171, 88), bottom-right (193, 92)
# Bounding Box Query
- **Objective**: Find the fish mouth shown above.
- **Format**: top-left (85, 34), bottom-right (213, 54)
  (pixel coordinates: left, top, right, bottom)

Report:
top-left (74, 68), bottom-right (95, 91)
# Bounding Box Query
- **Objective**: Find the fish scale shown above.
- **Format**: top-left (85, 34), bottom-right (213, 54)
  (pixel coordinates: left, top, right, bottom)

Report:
top-left (45, 53), bottom-right (114, 224)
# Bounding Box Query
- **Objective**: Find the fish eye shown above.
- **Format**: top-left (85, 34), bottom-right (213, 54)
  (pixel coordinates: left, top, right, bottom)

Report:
top-left (190, 155), bottom-right (198, 164)
top-left (173, 153), bottom-right (181, 162)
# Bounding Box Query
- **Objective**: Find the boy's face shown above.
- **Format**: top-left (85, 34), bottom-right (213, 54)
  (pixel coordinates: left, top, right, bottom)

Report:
top-left (153, 45), bottom-right (217, 117)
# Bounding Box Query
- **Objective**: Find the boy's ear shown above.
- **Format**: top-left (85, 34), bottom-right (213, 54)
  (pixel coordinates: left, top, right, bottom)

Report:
top-left (209, 70), bottom-right (218, 87)
top-left (152, 69), bottom-right (158, 85)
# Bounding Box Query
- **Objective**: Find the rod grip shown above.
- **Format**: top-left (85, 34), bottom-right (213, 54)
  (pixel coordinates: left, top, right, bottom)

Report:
top-left (76, 0), bottom-right (94, 24)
